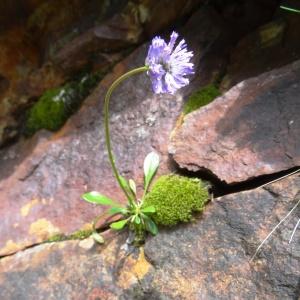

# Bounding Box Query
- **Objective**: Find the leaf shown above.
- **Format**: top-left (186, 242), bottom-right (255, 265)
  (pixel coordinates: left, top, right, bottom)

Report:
top-left (110, 219), bottom-right (128, 230)
top-left (82, 191), bottom-right (114, 206)
top-left (129, 179), bottom-right (137, 195)
top-left (120, 175), bottom-right (134, 197)
top-left (108, 207), bottom-right (127, 215)
top-left (141, 206), bottom-right (156, 213)
top-left (92, 232), bottom-right (105, 244)
top-left (135, 215), bottom-right (141, 224)
top-left (144, 216), bottom-right (158, 235)
top-left (120, 175), bottom-right (129, 190)
top-left (143, 152), bottom-right (160, 189)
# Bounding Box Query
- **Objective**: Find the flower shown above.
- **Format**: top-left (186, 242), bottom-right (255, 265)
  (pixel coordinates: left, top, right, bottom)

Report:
top-left (145, 31), bottom-right (194, 94)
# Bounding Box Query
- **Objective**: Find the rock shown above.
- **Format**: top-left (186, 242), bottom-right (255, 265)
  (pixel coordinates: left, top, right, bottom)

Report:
top-left (221, 12), bottom-right (300, 89)
top-left (0, 26), bottom-right (39, 143)
top-left (50, 0), bottom-right (203, 75)
top-left (0, 5), bottom-right (238, 256)
top-left (170, 60), bottom-right (300, 184)
top-left (211, 0), bottom-right (279, 46)
top-left (0, 173), bottom-right (298, 299)
top-left (0, 1), bottom-right (37, 32)
top-left (140, 173), bottom-right (300, 300)
top-left (0, 25), bottom-right (66, 147)
top-left (0, 231), bottom-right (153, 300)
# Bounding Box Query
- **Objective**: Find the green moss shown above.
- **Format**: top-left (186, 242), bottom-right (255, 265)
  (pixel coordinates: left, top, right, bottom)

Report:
top-left (25, 87), bottom-right (66, 135)
top-left (142, 175), bottom-right (209, 227)
top-left (68, 229), bottom-right (93, 240)
top-left (46, 229), bottom-right (93, 243)
top-left (24, 72), bottom-right (102, 136)
top-left (183, 84), bottom-right (220, 115)
top-left (46, 233), bottom-right (67, 243)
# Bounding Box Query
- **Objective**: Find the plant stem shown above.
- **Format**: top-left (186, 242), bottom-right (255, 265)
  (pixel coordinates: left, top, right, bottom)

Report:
top-left (104, 66), bottom-right (149, 206)
top-left (280, 5), bottom-right (300, 13)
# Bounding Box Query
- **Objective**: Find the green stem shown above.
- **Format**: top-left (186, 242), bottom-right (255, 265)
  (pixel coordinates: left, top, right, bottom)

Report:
top-left (104, 66), bottom-right (149, 206)
top-left (280, 5), bottom-right (300, 13)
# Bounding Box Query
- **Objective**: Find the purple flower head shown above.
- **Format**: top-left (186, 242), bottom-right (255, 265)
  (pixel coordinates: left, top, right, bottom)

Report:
top-left (145, 31), bottom-right (194, 94)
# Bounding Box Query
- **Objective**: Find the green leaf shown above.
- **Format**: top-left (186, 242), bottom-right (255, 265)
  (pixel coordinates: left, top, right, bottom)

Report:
top-left (141, 206), bottom-right (156, 213)
top-left (135, 215), bottom-right (141, 224)
top-left (120, 176), bottom-right (134, 197)
top-left (144, 152), bottom-right (160, 189)
top-left (92, 232), bottom-right (104, 244)
top-left (120, 175), bottom-right (129, 189)
top-left (108, 207), bottom-right (127, 215)
top-left (129, 179), bottom-right (137, 195)
top-left (82, 191), bottom-right (114, 206)
top-left (144, 216), bottom-right (158, 235)
top-left (110, 219), bottom-right (128, 230)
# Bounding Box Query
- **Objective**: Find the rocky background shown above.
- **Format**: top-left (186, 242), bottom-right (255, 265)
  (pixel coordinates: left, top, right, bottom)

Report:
top-left (0, 0), bottom-right (299, 299)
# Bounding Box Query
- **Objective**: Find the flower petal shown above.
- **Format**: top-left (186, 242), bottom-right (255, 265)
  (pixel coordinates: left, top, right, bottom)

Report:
top-left (145, 32), bottom-right (194, 94)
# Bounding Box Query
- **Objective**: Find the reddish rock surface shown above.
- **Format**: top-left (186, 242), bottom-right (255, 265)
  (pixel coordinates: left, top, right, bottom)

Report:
top-left (0, 232), bottom-right (152, 300)
top-left (0, 174), bottom-right (299, 299)
top-left (170, 60), bottom-right (300, 184)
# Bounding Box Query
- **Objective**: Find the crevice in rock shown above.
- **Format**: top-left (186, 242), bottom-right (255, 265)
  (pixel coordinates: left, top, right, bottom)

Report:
top-left (0, 206), bottom-right (126, 260)
top-left (170, 157), bottom-right (300, 197)
top-left (0, 232), bottom-right (91, 261)
top-left (0, 219), bottom-right (119, 260)
top-left (0, 241), bottom-right (42, 260)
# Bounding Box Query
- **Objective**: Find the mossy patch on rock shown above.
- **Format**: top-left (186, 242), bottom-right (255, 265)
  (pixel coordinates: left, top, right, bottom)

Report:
top-left (68, 229), bottom-right (93, 240)
top-left (46, 233), bottom-right (66, 243)
top-left (46, 229), bottom-right (93, 243)
top-left (24, 72), bottom-right (102, 136)
top-left (183, 84), bottom-right (220, 115)
top-left (143, 175), bottom-right (209, 227)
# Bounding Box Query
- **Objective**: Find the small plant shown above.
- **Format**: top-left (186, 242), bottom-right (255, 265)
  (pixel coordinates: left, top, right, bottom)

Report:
top-left (82, 152), bottom-right (160, 244)
top-left (82, 32), bottom-right (195, 244)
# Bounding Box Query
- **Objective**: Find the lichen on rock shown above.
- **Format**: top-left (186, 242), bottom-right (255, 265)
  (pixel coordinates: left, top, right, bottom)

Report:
top-left (143, 174), bottom-right (209, 226)
top-left (183, 84), bottom-right (220, 115)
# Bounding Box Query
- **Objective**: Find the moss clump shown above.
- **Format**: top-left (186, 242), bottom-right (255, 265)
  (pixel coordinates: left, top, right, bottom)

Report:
top-left (25, 72), bottom-right (102, 136)
top-left (183, 84), bottom-right (220, 115)
top-left (25, 87), bottom-right (66, 135)
top-left (143, 175), bottom-right (209, 226)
